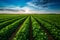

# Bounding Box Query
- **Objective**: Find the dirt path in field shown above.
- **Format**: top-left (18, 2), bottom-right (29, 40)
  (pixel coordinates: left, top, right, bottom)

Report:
top-left (9, 25), bottom-right (22, 40)
top-left (40, 25), bottom-right (54, 40)
top-left (9, 18), bottom-right (27, 40)
top-left (29, 17), bottom-right (33, 40)
top-left (34, 18), bottom-right (54, 40)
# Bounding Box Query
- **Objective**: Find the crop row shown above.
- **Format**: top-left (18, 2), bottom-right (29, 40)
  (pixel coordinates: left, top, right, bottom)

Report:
top-left (37, 16), bottom-right (60, 29)
top-left (0, 16), bottom-right (25, 23)
top-left (0, 16), bottom-right (26, 30)
top-left (35, 15), bottom-right (60, 28)
top-left (0, 17), bottom-right (27, 40)
top-left (12, 16), bottom-right (49, 40)
top-left (0, 15), bottom-right (59, 40)
top-left (31, 17), bottom-right (48, 40)
top-left (13, 17), bottom-right (30, 40)
top-left (34, 16), bottom-right (60, 40)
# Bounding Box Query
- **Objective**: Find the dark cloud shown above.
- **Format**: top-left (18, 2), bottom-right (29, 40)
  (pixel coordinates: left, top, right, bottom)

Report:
top-left (32, 0), bottom-right (60, 8)
top-left (0, 8), bottom-right (19, 12)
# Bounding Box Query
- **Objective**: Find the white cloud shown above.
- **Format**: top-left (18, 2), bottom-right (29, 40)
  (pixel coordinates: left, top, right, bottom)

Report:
top-left (5, 6), bottom-right (21, 10)
top-left (27, 2), bottom-right (37, 7)
top-left (27, 2), bottom-right (48, 9)
top-left (0, 4), bottom-right (60, 14)
top-left (0, 5), bottom-right (41, 14)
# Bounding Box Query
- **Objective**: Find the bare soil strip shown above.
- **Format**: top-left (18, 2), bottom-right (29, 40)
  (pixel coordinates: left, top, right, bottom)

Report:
top-left (9, 18), bottom-right (27, 40)
top-left (29, 17), bottom-right (34, 40)
top-left (34, 18), bottom-right (54, 40)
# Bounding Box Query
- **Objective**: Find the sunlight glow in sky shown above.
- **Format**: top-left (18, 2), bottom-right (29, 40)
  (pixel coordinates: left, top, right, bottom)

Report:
top-left (0, 0), bottom-right (60, 14)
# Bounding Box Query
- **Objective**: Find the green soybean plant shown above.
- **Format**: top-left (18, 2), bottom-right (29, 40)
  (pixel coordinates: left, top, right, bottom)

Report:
top-left (13, 17), bottom-right (30, 40)
top-left (31, 17), bottom-right (48, 40)
top-left (0, 17), bottom-right (27, 40)
top-left (34, 17), bottom-right (60, 40)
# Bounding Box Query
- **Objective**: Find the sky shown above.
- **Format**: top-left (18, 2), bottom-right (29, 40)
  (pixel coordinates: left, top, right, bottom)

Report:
top-left (0, 0), bottom-right (60, 14)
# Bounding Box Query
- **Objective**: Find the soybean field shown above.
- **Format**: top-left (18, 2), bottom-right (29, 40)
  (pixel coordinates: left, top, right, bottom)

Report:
top-left (0, 14), bottom-right (60, 40)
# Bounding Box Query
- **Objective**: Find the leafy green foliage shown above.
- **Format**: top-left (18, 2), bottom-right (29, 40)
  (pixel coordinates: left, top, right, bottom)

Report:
top-left (0, 14), bottom-right (60, 40)
top-left (0, 17), bottom-right (26, 40)
top-left (13, 17), bottom-right (30, 40)
top-left (34, 16), bottom-right (60, 40)
top-left (31, 17), bottom-right (48, 40)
